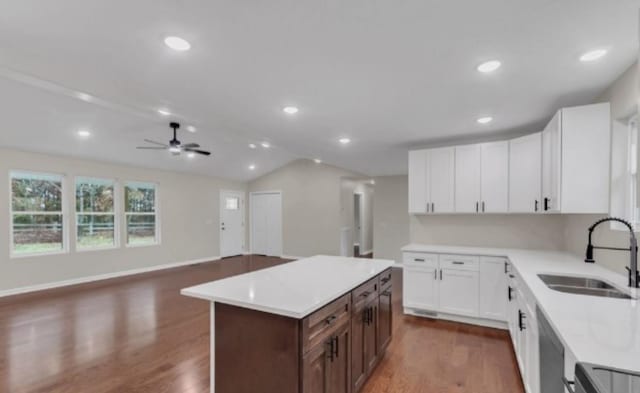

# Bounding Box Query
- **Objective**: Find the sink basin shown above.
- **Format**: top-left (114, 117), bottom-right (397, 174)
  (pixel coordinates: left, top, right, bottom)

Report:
top-left (538, 274), bottom-right (632, 299)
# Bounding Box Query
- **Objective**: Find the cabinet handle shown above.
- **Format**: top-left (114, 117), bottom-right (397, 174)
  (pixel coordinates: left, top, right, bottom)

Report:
top-left (439, 269), bottom-right (443, 280)
top-left (482, 201), bottom-right (485, 212)
top-left (333, 336), bottom-right (339, 359)
top-left (325, 315), bottom-right (337, 325)
top-left (508, 286), bottom-right (513, 301)
top-left (452, 261), bottom-right (465, 265)
top-left (381, 277), bottom-right (390, 285)
top-left (476, 201), bottom-right (479, 213)
top-left (534, 199), bottom-right (539, 212)
top-left (504, 261), bottom-right (509, 274)
top-left (431, 202), bottom-right (434, 213)
top-left (327, 337), bottom-right (335, 362)
top-left (544, 197), bottom-right (549, 211)
top-left (360, 291), bottom-right (371, 298)
top-left (434, 269), bottom-right (437, 280)
top-left (518, 310), bottom-right (526, 331)
top-left (414, 258), bottom-right (425, 262)
top-left (426, 202), bottom-right (430, 213)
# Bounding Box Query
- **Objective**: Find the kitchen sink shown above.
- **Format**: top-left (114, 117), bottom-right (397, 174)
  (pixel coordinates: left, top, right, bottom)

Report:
top-left (538, 274), bottom-right (633, 299)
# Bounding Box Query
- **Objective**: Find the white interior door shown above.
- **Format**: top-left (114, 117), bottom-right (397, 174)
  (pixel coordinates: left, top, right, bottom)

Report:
top-left (220, 190), bottom-right (245, 258)
top-left (354, 193), bottom-right (362, 246)
top-left (251, 192), bottom-right (282, 257)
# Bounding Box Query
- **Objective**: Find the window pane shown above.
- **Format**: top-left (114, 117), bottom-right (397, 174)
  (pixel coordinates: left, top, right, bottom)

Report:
top-left (77, 214), bottom-right (115, 249)
top-left (11, 173), bottom-right (63, 212)
top-left (76, 178), bottom-right (114, 213)
top-left (125, 183), bottom-right (156, 213)
top-left (12, 214), bottom-right (63, 254)
top-left (225, 197), bottom-right (239, 210)
top-left (127, 214), bottom-right (156, 245)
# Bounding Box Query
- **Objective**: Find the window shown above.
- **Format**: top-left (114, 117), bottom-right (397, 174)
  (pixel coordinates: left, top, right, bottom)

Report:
top-left (225, 197), bottom-right (240, 210)
top-left (125, 182), bottom-right (158, 246)
top-left (627, 115), bottom-right (639, 227)
top-left (76, 177), bottom-right (116, 250)
top-left (10, 171), bottom-right (65, 256)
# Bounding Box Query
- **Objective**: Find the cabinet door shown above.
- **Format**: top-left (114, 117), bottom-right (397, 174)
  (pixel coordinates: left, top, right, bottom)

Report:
top-left (480, 141), bottom-right (509, 212)
top-left (302, 338), bottom-right (331, 393)
top-left (378, 287), bottom-right (392, 353)
top-left (408, 150), bottom-right (428, 214)
top-left (525, 306), bottom-right (539, 393)
top-left (402, 266), bottom-right (439, 311)
top-left (438, 269), bottom-right (479, 317)
top-left (364, 302), bottom-right (379, 372)
top-left (509, 133), bottom-right (542, 213)
top-left (455, 144), bottom-right (481, 213)
top-left (479, 257), bottom-right (508, 321)
top-left (542, 111), bottom-right (561, 213)
top-left (427, 147), bottom-right (455, 213)
top-left (327, 324), bottom-right (351, 393)
top-left (351, 307), bottom-right (367, 392)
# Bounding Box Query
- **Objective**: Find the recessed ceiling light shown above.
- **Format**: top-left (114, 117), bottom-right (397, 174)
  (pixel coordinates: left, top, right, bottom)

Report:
top-left (164, 36), bottom-right (191, 51)
top-left (249, 143), bottom-right (257, 149)
top-left (186, 125), bottom-right (197, 133)
top-left (249, 164), bottom-right (256, 170)
top-left (261, 142), bottom-right (271, 148)
top-left (283, 106), bottom-right (299, 114)
top-left (76, 92), bottom-right (92, 102)
top-left (476, 60), bottom-right (502, 73)
top-left (580, 49), bottom-right (607, 62)
top-left (314, 158), bottom-right (322, 164)
top-left (187, 152), bottom-right (196, 158)
top-left (157, 108), bottom-right (171, 116)
top-left (477, 116), bottom-right (493, 124)
top-left (77, 129), bottom-right (91, 138)
top-left (339, 137), bottom-right (351, 145)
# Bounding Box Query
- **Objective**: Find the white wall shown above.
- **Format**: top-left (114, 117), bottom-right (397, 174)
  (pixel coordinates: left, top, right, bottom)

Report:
top-left (249, 159), bottom-right (362, 258)
top-left (0, 148), bottom-right (246, 292)
top-left (372, 175), bottom-right (409, 263)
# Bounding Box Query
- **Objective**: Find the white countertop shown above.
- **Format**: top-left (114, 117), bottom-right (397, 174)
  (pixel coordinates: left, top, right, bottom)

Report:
top-left (402, 244), bottom-right (640, 372)
top-left (180, 255), bottom-right (394, 319)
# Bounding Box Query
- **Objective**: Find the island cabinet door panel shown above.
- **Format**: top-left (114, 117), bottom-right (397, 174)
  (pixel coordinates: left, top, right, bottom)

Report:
top-left (326, 323), bottom-right (351, 393)
top-left (302, 339), bottom-right (331, 393)
top-left (351, 305), bottom-right (367, 392)
top-left (364, 301), bottom-right (379, 372)
top-left (378, 287), bottom-right (392, 353)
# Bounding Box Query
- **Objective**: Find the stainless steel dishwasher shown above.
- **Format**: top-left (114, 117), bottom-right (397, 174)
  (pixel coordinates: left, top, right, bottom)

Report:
top-left (538, 306), bottom-right (565, 393)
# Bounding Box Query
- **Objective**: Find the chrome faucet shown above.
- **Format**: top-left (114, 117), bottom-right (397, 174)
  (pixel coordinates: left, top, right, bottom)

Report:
top-left (585, 217), bottom-right (639, 288)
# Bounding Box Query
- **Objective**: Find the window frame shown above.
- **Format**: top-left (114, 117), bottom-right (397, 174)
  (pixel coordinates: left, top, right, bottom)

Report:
top-left (124, 181), bottom-right (160, 248)
top-left (74, 176), bottom-right (120, 252)
top-left (9, 170), bottom-right (69, 258)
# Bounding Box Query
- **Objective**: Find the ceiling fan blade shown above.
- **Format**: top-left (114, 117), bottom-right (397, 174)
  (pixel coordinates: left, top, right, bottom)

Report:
top-left (182, 143), bottom-right (200, 149)
top-left (185, 148), bottom-right (211, 156)
top-left (137, 146), bottom-right (168, 150)
top-left (144, 139), bottom-right (168, 147)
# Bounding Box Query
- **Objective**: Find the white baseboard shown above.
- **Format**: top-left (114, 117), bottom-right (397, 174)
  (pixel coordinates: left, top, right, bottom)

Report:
top-left (403, 307), bottom-right (508, 330)
top-left (359, 249), bottom-right (373, 255)
top-left (0, 256), bottom-right (221, 298)
top-left (281, 255), bottom-right (304, 260)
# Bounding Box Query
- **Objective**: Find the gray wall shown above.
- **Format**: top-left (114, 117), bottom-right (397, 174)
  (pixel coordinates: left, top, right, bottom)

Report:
top-left (372, 175), bottom-right (410, 263)
top-left (0, 148), bottom-right (246, 292)
top-left (249, 159), bottom-right (362, 258)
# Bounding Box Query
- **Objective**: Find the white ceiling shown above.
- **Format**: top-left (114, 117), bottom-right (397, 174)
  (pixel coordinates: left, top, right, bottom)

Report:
top-left (0, 0), bottom-right (638, 181)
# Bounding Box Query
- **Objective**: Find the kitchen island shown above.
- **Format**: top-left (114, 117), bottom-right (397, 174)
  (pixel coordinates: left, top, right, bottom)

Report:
top-left (181, 255), bottom-right (395, 393)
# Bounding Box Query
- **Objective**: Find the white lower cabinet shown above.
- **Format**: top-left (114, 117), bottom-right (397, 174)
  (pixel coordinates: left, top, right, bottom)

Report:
top-left (479, 257), bottom-right (508, 321)
top-left (403, 265), bottom-right (439, 310)
top-left (438, 268), bottom-right (479, 317)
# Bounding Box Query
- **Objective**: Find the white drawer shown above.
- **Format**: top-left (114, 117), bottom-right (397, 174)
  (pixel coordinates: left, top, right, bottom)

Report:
top-left (439, 254), bottom-right (480, 271)
top-left (403, 252), bottom-right (438, 267)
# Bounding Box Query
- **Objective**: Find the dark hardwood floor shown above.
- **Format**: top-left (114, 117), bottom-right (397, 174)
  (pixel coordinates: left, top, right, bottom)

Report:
top-left (0, 255), bottom-right (523, 393)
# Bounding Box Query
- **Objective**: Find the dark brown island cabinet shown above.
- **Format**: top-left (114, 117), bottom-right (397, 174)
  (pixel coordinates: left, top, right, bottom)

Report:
top-left (214, 268), bottom-right (393, 393)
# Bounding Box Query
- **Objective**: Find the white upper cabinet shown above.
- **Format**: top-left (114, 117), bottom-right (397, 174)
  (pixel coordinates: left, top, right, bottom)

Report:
top-left (541, 103), bottom-right (611, 213)
top-left (509, 133), bottom-right (542, 213)
top-left (455, 144), bottom-right (481, 213)
top-left (408, 150), bottom-right (427, 214)
top-left (427, 147), bottom-right (455, 213)
top-left (480, 141), bottom-right (509, 213)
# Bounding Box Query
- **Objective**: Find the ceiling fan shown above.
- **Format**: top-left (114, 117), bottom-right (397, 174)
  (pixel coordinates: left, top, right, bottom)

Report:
top-left (137, 122), bottom-right (211, 156)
